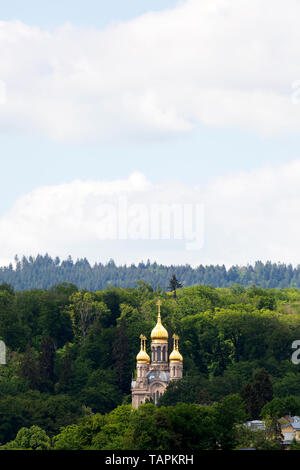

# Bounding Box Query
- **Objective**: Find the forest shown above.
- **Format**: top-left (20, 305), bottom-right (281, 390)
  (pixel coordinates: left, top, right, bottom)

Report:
top-left (1, 280), bottom-right (300, 449)
top-left (1, 254), bottom-right (300, 291)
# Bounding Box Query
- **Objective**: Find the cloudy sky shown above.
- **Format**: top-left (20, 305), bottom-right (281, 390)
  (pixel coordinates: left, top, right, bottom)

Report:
top-left (1, 0), bottom-right (300, 267)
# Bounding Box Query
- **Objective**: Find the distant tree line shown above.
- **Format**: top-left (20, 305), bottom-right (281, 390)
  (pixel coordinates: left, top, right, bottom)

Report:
top-left (0, 255), bottom-right (300, 291)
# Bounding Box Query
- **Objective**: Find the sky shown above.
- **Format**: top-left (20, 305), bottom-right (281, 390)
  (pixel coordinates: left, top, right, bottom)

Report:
top-left (1, 0), bottom-right (300, 268)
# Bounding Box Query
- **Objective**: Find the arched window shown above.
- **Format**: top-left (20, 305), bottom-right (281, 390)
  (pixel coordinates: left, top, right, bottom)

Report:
top-left (162, 346), bottom-right (166, 362)
top-left (173, 366), bottom-right (176, 377)
top-left (157, 346), bottom-right (161, 361)
top-left (156, 390), bottom-right (160, 402)
top-left (153, 392), bottom-right (156, 404)
top-left (152, 348), bottom-right (155, 362)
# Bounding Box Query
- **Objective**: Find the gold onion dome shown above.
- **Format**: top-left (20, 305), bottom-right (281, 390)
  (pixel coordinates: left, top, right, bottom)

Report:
top-left (169, 334), bottom-right (183, 363)
top-left (169, 348), bottom-right (183, 363)
top-left (136, 349), bottom-right (150, 363)
top-left (136, 335), bottom-right (150, 363)
top-left (151, 300), bottom-right (168, 342)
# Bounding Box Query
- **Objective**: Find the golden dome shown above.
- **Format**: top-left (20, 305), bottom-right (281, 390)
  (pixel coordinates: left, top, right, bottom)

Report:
top-left (151, 300), bottom-right (168, 342)
top-left (169, 334), bottom-right (183, 363)
top-left (136, 349), bottom-right (150, 363)
top-left (136, 335), bottom-right (150, 364)
top-left (169, 349), bottom-right (183, 363)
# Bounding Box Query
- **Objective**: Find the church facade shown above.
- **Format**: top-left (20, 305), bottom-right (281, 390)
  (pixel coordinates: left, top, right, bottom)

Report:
top-left (131, 300), bottom-right (183, 408)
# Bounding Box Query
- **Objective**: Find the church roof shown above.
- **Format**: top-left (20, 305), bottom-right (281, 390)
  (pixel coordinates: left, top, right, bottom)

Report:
top-left (147, 369), bottom-right (170, 383)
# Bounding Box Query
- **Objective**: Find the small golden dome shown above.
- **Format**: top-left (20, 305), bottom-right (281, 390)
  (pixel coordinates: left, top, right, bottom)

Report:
top-left (136, 349), bottom-right (150, 363)
top-left (169, 333), bottom-right (183, 363)
top-left (136, 334), bottom-right (150, 364)
top-left (151, 300), bottom-right (168, 342)
top-left (169, 349), bottom-right (183, 363)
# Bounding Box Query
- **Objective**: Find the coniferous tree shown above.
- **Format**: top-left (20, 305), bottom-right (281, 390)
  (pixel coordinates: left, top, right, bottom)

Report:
top-left (168, 274), bottom-right (183, 299)
top-left (39, 336), bottom-right (56, 391)
top-left (57, 343), bottom-right (73, 393)
top-left (253, 368), bottom-right (273, 412)
top-left (240, 383), bottom-right (261, 420)
top-left (3, 255), bottom-right (300, 290)
top-left (19, 344), bottom-right (40, 390)
top-left (240, 369), bottom-right (273, 420)
top-left (112, 318), bottom-right (130, 393)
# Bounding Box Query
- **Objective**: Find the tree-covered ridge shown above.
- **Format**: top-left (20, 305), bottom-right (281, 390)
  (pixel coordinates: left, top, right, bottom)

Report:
top-left (1, 281), bottom-right (300, 449)
top-left (1, 255), bottom-right (300, 290)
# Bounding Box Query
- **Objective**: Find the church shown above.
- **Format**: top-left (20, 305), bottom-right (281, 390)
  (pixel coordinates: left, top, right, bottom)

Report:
top-left (131, 300), bottom-right (183, 408)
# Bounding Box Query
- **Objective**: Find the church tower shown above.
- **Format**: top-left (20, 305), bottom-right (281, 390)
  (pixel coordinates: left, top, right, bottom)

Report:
top-left (132, 334), bottom-right (150, 409)
top-left (136, 334), bottom-right (150, 380)
top-left (150, 300), bottom-right (169, 371)
top-left (131, 299), bottom-right (183, 408)
top-left (169, 334), bottom-right (183, 380)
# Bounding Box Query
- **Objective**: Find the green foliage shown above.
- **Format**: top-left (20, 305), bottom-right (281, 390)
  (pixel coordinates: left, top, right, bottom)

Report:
top-left (260, 396), bottom-right (300, 419)
top-left (112, 318), bottom-right (131, 393)
top-left (240, 369), bottom-right (273, 419)
top-left (79, 368), bottom-right (122, 414)
top-left (211, 394), bottom-right (247, 449)
top-left (0, 391), bottom-right (83, 443)
top-left (290, 439), bottom-right (300, 450)
top-left (1, 425), bottom-right (51, 450)
top-left (273, 373), bottom-right (300, 398)
top-left (168, 274), bottom-right (183, 299)
top-left (66, 291), bottom-right (109, 343)
top-left (3, 256), bottom-right (300, 291)
top-left (39, 336), bottom-right (56, 392)
top-left (235, 425), bottom-right (282, 450)
top-left (53, 398), bottom-right (246, 450)
top-left (157, 377), bottom-right (207, 407)
top-left (18, 344), bottom-right (40, 390)
top-left (0, 287), bottom-right (26, 349)
top-left (55, 343), bottom-right (73, 393)
top-left (90, 405), bottom-right (133, 450)
top-left (2, 279), bottom-right (300, 449)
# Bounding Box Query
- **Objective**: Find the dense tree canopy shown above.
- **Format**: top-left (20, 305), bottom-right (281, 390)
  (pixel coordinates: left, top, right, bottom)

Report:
top-left (2, 255), bottom-right (300, 291)
top-left (0, 279), bottom-right (300, 449)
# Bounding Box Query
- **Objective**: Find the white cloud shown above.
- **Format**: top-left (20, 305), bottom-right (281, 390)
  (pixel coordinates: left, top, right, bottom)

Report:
top-left (1, 161), bottom-right (300, 267)
top-left (0, 0), bottom-right (300, 140)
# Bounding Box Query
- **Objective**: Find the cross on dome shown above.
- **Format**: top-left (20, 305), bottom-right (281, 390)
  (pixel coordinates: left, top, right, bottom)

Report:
top-left (151, 299), bottom-right (168, 341)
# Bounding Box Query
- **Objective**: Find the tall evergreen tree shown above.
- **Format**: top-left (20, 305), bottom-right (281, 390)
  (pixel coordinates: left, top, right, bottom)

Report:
top-left (253, 368), bottom-right (273, 412)
top-left (240, 369), bottom-right (273, 420)
top-left (240, 383), bottom-right (261, 420)
top-left (57, 343), bottom-right (73, 393)
top-left (19, 344), bottom-right (40, 390)
top-left (112, 318), bottom-right (130, 393)
top-left (168, 274), bottom-right (183, 299)
top-left (39, 336), bottom-right (56, 391)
